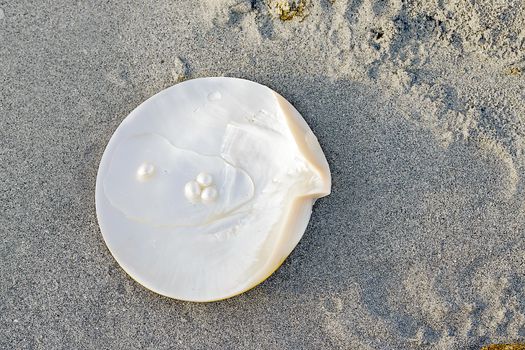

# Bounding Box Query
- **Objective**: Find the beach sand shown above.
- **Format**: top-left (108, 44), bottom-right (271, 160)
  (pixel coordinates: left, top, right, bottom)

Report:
top-left (1, 0), bottom-right (525, 348)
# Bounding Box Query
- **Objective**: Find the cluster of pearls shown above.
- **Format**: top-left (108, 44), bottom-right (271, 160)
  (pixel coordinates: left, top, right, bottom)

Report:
top-left (184, 172), bottom-right (218, 204)
top-left (136, 162), bottom-right (218, 204)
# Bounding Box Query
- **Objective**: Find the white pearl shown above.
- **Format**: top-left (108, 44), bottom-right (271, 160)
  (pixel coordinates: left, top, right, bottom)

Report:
top-left (136, 163), bottom-right (155, 180)
top-left (196, 172), bottom-right (213, 187)
top-left (201, 186), bottom-right (218, 204)
top-left (184, 181), bottom-right (201, 202)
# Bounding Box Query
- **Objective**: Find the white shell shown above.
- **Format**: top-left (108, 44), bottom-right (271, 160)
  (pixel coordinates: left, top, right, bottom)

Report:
top-left (96, 77), bottom-right (331, 302)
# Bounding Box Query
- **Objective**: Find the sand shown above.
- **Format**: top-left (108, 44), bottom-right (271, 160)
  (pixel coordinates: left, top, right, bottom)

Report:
top-left (1, 0), bottom-right (525, 349)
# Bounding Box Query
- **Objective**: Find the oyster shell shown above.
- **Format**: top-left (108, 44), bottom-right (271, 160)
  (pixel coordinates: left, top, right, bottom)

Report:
top-left (96, 77), bottom-right (331, 301)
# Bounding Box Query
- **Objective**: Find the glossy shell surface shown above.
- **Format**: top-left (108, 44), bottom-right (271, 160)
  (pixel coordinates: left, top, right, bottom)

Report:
top-left (96, 77), bottom-right (331, 302)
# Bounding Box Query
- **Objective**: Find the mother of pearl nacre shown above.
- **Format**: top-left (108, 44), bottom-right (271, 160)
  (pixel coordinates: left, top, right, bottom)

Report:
top-left (96, 77), bottom-right (331, 302)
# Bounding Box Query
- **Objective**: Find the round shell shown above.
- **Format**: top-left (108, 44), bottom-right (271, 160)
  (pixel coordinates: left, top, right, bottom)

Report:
top-left (96, 77), bottom-right (331, 302)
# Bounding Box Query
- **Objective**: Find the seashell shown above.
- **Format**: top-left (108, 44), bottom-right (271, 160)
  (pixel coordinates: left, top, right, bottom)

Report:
top-left (96, 77), bottom-right (331, 302)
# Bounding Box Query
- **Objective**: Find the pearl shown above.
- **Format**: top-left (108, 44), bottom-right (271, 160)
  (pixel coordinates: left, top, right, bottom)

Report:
top-left (201, 187), bottom-right (218, 204)
top-left (196, 172), bottom-right (213, 187)
top-left (184, 181), bottom-right (201, 202)
top-left (136, 163), bottom-right (155, 180)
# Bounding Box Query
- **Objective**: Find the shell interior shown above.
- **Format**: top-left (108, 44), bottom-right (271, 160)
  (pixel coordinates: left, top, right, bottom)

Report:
top-left (95, 77), bottom-right (331, 301)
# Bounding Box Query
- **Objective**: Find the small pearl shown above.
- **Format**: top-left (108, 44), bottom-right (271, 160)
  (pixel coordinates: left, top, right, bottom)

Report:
top-left (184, 181), bottom-right (201, 202)
top-left (137, 163), bottom-right (155, 180)
top-left (201, 187), bottom-right (218, 204)
top-left (196, 172), bottom-right (213, 187)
